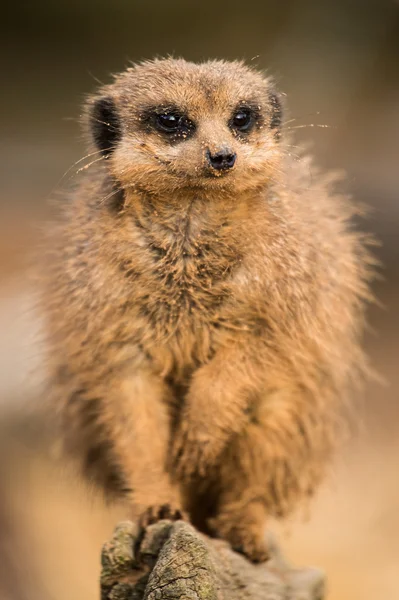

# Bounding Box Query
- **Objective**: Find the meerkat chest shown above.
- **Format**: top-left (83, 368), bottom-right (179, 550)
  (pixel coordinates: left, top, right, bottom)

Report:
top-left (144, 255), bottom-right (226, 371)
top-left (133, 230), bottom-right (238, 377)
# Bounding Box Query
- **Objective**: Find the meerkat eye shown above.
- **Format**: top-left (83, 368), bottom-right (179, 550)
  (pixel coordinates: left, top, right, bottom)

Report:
top-left (156, 112), bottom-right (182, 132)
top-left (230, 108), bottom-right (254, 133)
top-left (150, 110), bottom-right (195, 141)
top-left (140, 106), bottom-right (195, 141)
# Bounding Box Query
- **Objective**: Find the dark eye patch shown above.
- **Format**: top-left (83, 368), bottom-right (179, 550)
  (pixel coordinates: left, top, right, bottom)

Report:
top-left (139, 105), bottom-right (196, 143)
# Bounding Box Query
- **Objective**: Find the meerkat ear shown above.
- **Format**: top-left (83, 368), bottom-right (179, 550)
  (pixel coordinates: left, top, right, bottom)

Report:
top-left (89, 96), bottom-right (122, 157)
top-left (269, 91), bottom-right (283, 140)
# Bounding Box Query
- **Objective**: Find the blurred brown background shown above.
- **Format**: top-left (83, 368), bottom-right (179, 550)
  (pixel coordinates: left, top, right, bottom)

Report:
top-left (0, 1), bottom-right (398, 599)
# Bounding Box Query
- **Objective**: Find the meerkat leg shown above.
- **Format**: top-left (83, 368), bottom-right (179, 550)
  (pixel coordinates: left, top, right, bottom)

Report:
top-left (206, 387), bottom-right (332, 563)
top-left (206, 423), bottom-right (270, 563)
top-left (172, 347), bottom-right (254, 478)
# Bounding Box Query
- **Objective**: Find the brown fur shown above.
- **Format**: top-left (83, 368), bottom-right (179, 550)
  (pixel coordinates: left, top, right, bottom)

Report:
top-left (40, 58), bottom-right (374, 562)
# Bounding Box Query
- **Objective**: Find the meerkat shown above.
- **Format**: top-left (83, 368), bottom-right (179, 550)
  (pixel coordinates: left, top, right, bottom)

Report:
top-left (40, 58), bottom-right (373, 562)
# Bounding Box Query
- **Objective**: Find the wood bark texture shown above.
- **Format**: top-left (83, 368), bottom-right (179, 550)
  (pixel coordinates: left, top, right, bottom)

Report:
top-left (101, 520), bottom-right (326, 600)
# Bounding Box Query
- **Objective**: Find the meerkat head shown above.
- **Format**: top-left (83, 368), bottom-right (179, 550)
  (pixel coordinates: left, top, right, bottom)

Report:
top-left (86, 58), bottom-right (283, 199)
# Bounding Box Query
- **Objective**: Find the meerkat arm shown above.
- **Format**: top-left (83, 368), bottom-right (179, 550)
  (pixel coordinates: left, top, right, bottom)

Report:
top-left (72, 367), bottom-right (183, 520)
top-left (114, 372), bottom-right (183, 518)
top-left (172, 343), bottom-right (259, 477)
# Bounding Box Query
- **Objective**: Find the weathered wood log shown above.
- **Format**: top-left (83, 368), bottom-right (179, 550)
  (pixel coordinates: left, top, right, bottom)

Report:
top-left (101, 520), bottom-right (326, 600)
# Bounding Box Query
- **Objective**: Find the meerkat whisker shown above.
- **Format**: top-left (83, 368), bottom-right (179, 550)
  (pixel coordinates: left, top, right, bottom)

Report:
top-left (52, 147), bottom-right (114, 192)
top-left (286, 123), bottom-right (334, 130)
top-left (75, 155), bottom-right (106, 175)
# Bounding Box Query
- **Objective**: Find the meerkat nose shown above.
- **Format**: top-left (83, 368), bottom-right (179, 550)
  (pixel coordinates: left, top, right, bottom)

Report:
top-left (206, 148), bottom-right (237, 171)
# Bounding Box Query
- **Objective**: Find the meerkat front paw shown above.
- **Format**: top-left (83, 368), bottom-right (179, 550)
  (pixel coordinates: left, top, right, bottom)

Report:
top-left (208, 502), bottom-right (270, 563)
top-left (138, 504), bottom-right (187, 528)
top-left (211, 520), bottom-right (270, 563)
top-left (231, 533), bottom-right (270, 564)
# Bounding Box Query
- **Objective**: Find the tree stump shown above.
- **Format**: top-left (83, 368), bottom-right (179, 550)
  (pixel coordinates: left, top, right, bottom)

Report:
top-left (101, 520), bottom-right (326, 600)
